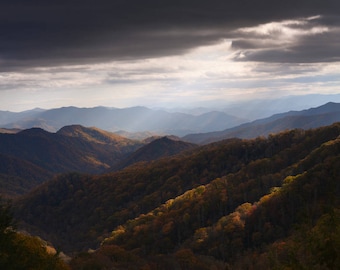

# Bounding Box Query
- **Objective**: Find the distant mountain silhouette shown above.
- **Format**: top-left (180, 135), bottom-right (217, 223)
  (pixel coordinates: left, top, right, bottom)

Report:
top-left (222, 93), bottom-right (340, 120)
top-left (1, 106), bottom-right (245, 136)
top-left (110, 136), bottom-right (198, 171)
top-left (183, 102), bottom-right (340, 144)
top-left (0, 108), bottom-right (44, 126)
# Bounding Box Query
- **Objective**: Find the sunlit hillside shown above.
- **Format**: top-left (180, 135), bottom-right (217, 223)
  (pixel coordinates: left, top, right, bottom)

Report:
top-left (12, 123), bottom-right (340, 269)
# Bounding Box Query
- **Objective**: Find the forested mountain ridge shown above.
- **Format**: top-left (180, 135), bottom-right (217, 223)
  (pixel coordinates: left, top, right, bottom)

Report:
top-left (110, 136), bottom-right (198, 171)
top-left (0, 126), bottom-right (143, 174)
top-left (13, 123), bottom-right (340, 267)
top-left (71, 124), bottom-right (340, 269)
top-left (56, 125), bottom-right (139, 146)
top-left (0, 154), bottom-right (53, 198)
top-left (0, 126), bottom-right (145, 198)
top-left (94, 139), bottom-right (339, 269)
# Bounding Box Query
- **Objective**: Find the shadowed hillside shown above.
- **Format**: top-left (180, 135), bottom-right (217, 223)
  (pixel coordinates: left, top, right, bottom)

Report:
top-left (13, 123), bottom-right (340, 261)
top-left (0, 154), bottom-right (52, 198)
top-left (72, 124), bottom-right (340, 269)
top-left (0, 126), bottom-right (144, 198)
top-left (0, 126), bottom-right (142, 174)
top-left (110, 136), bottom-right (198, 171)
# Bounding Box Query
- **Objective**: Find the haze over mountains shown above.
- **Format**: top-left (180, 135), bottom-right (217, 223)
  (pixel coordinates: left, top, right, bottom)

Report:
top-left (0, 99), bottom-right (339, 269)
top-left (1, 101), bottom-right (339, 199)
top-left (2, 0), bottom-right (340, 267)
top-left (2, 94), bottom-right (340, 137)
top-left (184, 102), bottom-right (340, 144)
top-left (1, 101), bottom-right (339, 142)
top-left (0, 106), bottom-right (245, 137)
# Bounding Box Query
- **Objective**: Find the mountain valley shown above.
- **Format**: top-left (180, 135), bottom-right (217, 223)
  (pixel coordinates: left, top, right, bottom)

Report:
top-left (0, 102), bottom-right (339, 269)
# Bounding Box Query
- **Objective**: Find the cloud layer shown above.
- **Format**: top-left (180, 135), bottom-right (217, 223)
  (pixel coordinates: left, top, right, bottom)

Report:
top-left (1, 1), bottom-right (339, 69)
top-left (0, 1), bottom-right (340, 111)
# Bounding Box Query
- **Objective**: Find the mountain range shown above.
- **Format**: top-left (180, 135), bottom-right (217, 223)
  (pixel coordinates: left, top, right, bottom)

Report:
top-left (0, 126), bottom-right (140, 197)
top-left (183, 102), bottom-right (340, 144)
top-left (0, 99), bottom-right (339, 269)
top-left (0, 126), bottom-right (198, 198)
top-left (220, 93), bottom-right (340, 120)
top-left (12, 122), bottom-right (340, 269)
top-left (2, 94), bottom-right (339, 137)
top-left (1, 102), bottom-right (340, 199)
top-left (0, 106), bottom-right (245, 137)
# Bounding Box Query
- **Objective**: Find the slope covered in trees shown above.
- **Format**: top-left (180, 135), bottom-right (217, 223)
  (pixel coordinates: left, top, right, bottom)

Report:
top-left (14, 122), bottom-right (340, 266)
top-left (0, 153), bottom-right (52, 198)
top-left (0, 199), bottom-right (70, 269)
top-left (0, 126), bottom-right (145, 198)
top-left (4, 127), bottom-right (144, 173)
top-left (110, 136), bottom-right (198, 171)
top-left (71, 125), bottom-right (340, 269)
top-left (56, 125), bottom-right (140, 148)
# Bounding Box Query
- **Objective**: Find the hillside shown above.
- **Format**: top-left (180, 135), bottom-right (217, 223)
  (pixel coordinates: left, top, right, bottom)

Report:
top-left (0, 126), bottom-right (145, 198)
top-left (0, 199), bottom-right (70, 269)
top-left (0, 126), bottom-right (144, 174)
top-left (0, 154), bottom-right (52, 198)
top-left (56, 125), bottom-right (141, 149)
top-left (91, 135), bottom-right (339, 269)
top-left (183, 102), bottom-right (340, 144)
top-left (92, 137), bottom-right (339, 269)
top-left (110, 136), bottom-right (198, 171)
top-left (13, 123), bottom-right (340, 261)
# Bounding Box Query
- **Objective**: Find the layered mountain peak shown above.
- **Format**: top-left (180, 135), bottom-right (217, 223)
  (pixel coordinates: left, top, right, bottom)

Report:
top-left (18, 127), bottom-right (52, 137)
top-left (57, 124), bottom-right (134, 145)
top-left (110, 136), bottom-right (197, 171)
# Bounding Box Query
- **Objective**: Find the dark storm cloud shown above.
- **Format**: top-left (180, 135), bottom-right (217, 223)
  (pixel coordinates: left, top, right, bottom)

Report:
top-left (231, 15), bottom-right (340, 63)
top-left (233, 32), bottom-right (340, 63)
top-left (0, 0), bottom-right (339, 70)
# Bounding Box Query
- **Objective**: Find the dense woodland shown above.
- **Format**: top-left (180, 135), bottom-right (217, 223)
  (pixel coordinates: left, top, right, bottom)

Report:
top-left (3, 122), bottom-right (338, 269)
top-left (0, 126), bottom-right (143, 198)
top-left (0, 199), bottom-right (70, 269)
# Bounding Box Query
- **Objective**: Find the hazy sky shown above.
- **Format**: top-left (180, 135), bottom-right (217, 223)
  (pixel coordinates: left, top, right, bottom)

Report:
top-left (1, 1), bottom-right (340, 111)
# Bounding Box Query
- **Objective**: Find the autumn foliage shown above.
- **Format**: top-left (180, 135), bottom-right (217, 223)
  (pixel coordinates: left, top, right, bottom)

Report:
top-left (12, 123), bottom-right (340, 269)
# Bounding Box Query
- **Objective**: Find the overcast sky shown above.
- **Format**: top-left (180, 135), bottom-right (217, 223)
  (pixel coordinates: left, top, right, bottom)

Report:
top-left (1, 0), bottom-right (340, 111)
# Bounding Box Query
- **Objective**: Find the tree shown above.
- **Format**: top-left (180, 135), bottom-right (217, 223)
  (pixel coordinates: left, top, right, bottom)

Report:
top-left (0, 198), bottom-right (70, 270)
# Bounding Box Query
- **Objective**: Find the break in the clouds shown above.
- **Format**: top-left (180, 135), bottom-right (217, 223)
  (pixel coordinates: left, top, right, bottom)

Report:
top-left (0, 1), bottom-right (340, 111)
top-left (232, 15), bottom-right (340, 62)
